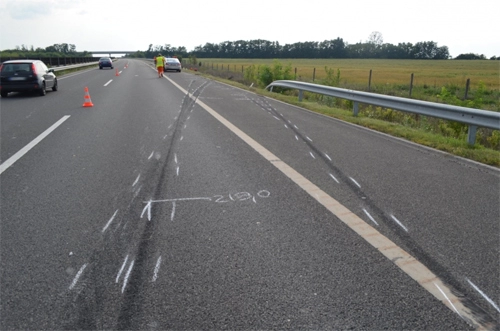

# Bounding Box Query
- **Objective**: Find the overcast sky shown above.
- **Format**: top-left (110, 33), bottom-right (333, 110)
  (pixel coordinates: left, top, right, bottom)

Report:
top-left (1, 0), bottom-right (499, 58)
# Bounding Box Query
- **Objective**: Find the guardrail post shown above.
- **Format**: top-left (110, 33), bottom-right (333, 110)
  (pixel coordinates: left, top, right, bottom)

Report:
top-left (467, 125), bottom-right (477, 145)
top-left (298, 90), bottom-right (303, 102)
top-left (353, 101), bottom-right (359, 116)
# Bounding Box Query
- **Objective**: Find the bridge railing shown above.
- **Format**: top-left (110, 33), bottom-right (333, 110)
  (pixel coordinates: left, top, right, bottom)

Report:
top-left (266, 80), bottom-right (500, 145)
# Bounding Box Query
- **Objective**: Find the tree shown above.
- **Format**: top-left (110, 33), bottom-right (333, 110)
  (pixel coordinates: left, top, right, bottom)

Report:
top-left (455, 53), bottom-right (486, 60)
top-left (367, 31), bottom-right (383, 48)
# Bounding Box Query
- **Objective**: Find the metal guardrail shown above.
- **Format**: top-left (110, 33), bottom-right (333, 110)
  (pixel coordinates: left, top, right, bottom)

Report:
top-left (50, 62), bottom-right (99, 71)
top-left (266, 80), bottom-right (500, 145)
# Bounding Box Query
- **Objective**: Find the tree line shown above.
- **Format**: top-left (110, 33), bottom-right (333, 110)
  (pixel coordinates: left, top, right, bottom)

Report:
top-left (1, 37), bottom-right (498, 60)
top-left (0, 43), bottom-right (92, 58)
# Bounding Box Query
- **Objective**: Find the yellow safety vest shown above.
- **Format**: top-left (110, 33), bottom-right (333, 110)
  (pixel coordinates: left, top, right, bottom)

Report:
top-left (156, 56), bottom-right (164, 67)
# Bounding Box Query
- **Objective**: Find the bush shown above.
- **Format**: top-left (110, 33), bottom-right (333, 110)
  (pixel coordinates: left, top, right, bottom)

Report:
top-left (244, 64), bottom-right (257, 85)
top-left (323, 67), bottom-right (341, 87)
top-left (257, 60), bottom-right (293, 87)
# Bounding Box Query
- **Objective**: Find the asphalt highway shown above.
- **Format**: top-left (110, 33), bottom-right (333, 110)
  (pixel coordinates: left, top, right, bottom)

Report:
top-left (1, 59), bottom-right (498, 330)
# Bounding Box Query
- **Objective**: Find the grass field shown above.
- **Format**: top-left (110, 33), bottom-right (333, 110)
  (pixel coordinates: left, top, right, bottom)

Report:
top-left (187, 58), bottom-right (500, 166)
top-left (196, 58), bottom-right (499, 111)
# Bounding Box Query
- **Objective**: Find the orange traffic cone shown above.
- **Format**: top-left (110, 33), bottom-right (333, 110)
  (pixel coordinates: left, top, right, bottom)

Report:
top-left (115, 68), bottom-right (120, 76)
top-left (83, 87), bottom-right (94, 107)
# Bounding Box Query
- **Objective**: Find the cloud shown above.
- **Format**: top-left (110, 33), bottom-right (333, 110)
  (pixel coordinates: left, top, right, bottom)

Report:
top-left (3, 0), bottom-right (82, 20)
top-left (4, 1), bottom-right (52, 20)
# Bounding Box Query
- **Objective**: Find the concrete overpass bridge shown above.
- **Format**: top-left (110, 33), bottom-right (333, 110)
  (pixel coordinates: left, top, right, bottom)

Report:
top-left (89, 51), bottom-right (135, 57)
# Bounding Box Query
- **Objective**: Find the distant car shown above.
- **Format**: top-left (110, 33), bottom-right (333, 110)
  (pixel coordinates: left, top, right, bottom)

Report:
top-left (164, 58), bottom-right (181, 72)
top-left (99, 57), bottom-right (113, 69)
top-left (0, 59), bottom-right (58, 97)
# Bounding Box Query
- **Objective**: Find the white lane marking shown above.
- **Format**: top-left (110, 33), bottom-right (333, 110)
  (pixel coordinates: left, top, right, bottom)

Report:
top-left (116, 255), bottom-right (129, 283)
top-left (349, 177), bottom-right (361, 188)
top-left (294, 125), bottom-right (299, 129)
top-left (325, 153), bottom-right (332, 161)
top-left (329, 173), bottom-right (340, 183)
top-left (176, 166), bottom-right (180, 176)
top-left (69, 263), bottom-right (88, 290)
top-left (148, 151), bottom-right (154, 160)
top-left (295, 135), bottom-right (299, 141)
top-left (104, 80), bottom-right (113, 86)
top-left (309, 152), bottom-right (316, 159)
top-left (284, 124), bottom-right (288, 129)
top-left (152, 256), bottom-right (162, 282)
top-left (466, 278), bottom-right (500, 313)
top-left (102, 209), bottom-right (119, 233)
top-left (132, 174), bottom-right (141, 186)
top-left (163, 77), bottom-right (484, 328)
top-left (273, 116), bottom-right (280, 121)
top-left (174, 153), bottom-right (178, 164)
top-left (122, 260), bottom-right (135, 293)
top-left (0, 116), bottom-right (70, 175)
top-left (435, 283), bottom-right (462, 318)
top-left (390, 214), bottom-right (408, 232)
top-left (362, 208), bottom-right (379, 226)
top-left (171, 202), bottom-right (176, 221)
top-left (306, 136), bottom-right (312, 141)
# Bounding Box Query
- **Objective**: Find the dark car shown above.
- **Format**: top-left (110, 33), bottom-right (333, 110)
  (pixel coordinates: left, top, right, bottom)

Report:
top-left (99, 57), bottom-right (113, 69)
top-left (0, 60), bottom-right (58, 97)
top-left (164, 58), bottom-right (182, 72)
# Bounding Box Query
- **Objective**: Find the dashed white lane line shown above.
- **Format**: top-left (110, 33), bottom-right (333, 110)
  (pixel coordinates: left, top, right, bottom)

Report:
top-left (104, 80), bottom-right (113, 86)
top-left (0, 116), bottom-right (70, 175)
top-left (164, 75), bottom-right (484, 329)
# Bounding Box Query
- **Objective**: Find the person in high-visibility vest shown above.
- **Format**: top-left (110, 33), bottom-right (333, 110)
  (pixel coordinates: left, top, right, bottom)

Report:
top-left (156, 54), bottom-right (165, 78)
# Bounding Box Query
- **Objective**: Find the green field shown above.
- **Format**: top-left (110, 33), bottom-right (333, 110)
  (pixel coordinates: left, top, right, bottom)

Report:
top-left (187, 58), bottom-right (500, 166)
top-left (196, 58), bottom-right (499, 110)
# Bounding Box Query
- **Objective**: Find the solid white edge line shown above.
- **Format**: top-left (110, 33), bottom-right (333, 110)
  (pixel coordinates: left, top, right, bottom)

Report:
top-left (0, 115), bottom-right (71, 175)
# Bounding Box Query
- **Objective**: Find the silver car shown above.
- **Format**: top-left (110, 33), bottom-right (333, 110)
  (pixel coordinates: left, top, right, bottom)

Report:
top-left (164, 58), bottom-right (182, 72)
